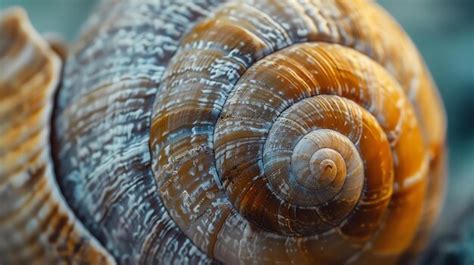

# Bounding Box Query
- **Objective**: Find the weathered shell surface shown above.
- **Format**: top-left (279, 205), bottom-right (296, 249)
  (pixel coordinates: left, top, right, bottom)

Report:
top-left (0, 8), bottom-right (115, 265)
top-left (0, 0), bottom-right (447, 264)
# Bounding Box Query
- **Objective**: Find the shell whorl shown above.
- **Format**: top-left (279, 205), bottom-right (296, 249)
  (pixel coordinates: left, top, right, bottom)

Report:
top-left (149, 35), bottom-right (425, 262)
top-left (147, 1), bottom-right (444, 263)
top-left (0, 0), bottom-right (446, 264)
top-left (281, 129), bottom-right (360, 206)
top-left (0, 8), bottom-right (115, 265)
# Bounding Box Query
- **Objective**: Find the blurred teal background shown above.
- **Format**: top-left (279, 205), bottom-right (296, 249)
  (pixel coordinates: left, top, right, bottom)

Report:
top-left (1, 0), bottom-right (473, 264)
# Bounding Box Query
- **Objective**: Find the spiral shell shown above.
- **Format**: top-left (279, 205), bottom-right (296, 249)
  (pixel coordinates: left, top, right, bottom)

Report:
top-left (1, 0), bottom-right (446, 264)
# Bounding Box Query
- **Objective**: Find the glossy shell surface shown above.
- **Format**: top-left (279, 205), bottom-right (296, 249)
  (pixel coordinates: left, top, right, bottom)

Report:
top-left (0, 0), bottom-right (447, 264)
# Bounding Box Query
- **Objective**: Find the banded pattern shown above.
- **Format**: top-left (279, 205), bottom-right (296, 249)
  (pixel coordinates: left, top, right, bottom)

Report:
top-left (149, 0), bottom-right (445, 264)
top-left (53, 0), bottom-right (225, 264)
top-left (41, 0), bottom-right (446, 264)
top-left (0, 8), bottom-right (115, 265)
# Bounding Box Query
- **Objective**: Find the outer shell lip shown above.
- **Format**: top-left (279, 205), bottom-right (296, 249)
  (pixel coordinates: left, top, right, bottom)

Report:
top-left (0, 7), bottom-right (115, 265)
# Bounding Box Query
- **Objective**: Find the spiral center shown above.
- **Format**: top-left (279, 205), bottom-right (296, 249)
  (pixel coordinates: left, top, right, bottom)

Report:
top-left (291, 134), bottom-right (348, 195)
top-left (317, 159), bottom-right (336, 179)
top-left (309, 149), bottom-right (342, 187)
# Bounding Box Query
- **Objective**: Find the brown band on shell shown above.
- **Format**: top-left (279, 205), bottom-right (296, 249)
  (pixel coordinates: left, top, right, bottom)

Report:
top-left (51, 1), bottom-right (225, 264)
top-left (42, 0), bottom-right (447, 264)
top-left (0, 8), bottom-right (115, 265)
top-left (149, 0), bottom-right (431, 259)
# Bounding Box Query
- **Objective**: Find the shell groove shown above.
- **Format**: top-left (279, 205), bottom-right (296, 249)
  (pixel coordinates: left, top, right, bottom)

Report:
top-left (0, 0), bottom-right (447, 264)
top-left (0, 8), bottom-right (115, 265)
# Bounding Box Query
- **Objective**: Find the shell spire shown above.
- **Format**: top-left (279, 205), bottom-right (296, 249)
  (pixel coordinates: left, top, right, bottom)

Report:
top-left (1, 0), bottom-right (446, 264)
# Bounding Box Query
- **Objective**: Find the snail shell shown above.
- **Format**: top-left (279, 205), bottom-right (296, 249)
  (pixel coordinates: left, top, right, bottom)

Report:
top-left (0, 8), bottom-right (114, 264)
top-left (0, 0), bottom-right (447, 264)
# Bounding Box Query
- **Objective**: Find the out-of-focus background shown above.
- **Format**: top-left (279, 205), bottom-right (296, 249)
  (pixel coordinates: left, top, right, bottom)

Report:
top-left (1, 0), bottom-right (473, 264)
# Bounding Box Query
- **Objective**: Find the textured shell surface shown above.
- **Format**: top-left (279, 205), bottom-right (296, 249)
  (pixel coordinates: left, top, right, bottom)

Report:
top-left (0, 0), bottom-right (447, 265)
top-left (0, 7), bottom-right (115, 264)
